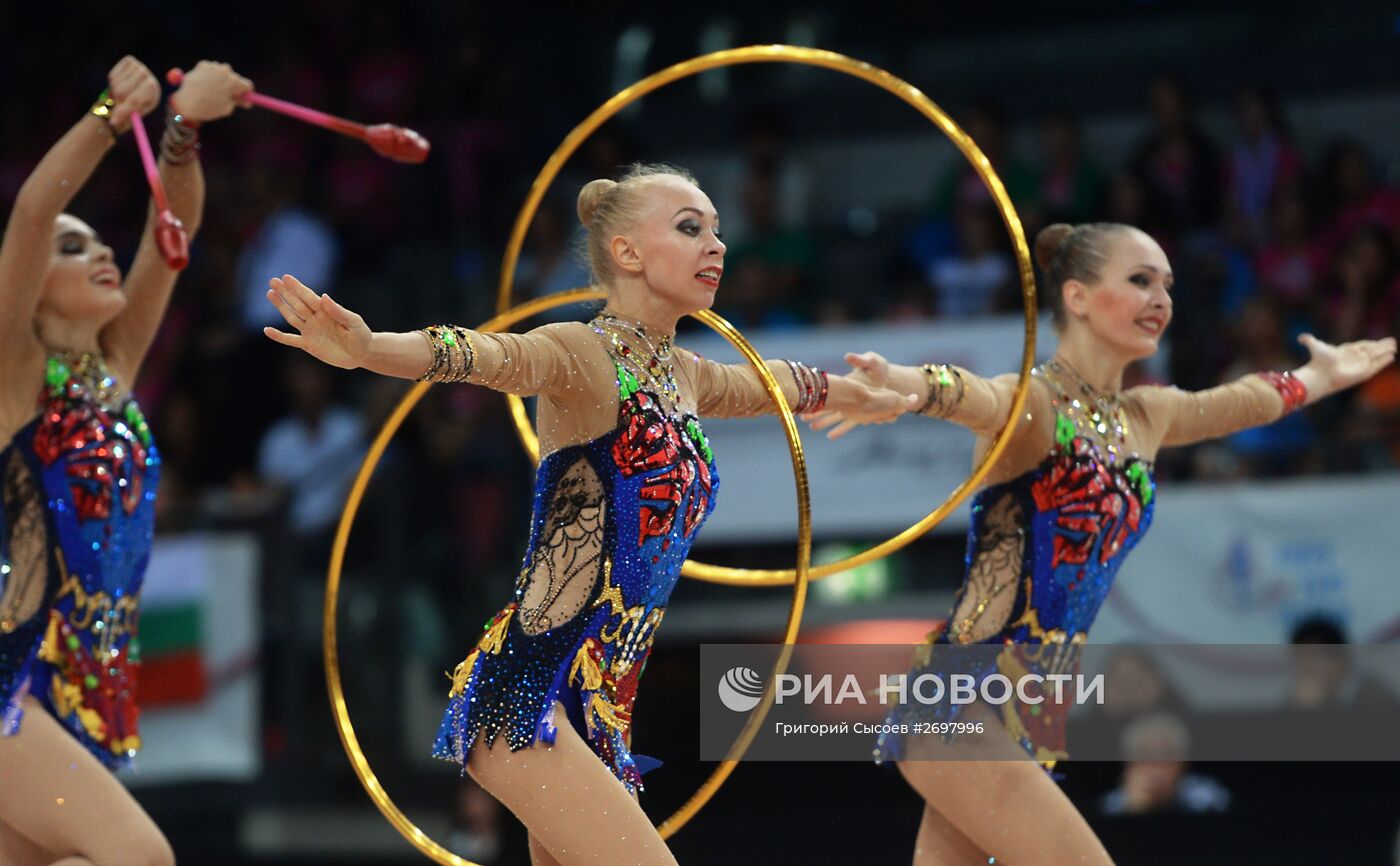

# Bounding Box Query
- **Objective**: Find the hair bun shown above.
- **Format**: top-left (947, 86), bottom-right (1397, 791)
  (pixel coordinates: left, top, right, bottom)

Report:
top-left (1034, 223), bottom-right (1075, 271)
top-left (577, 179), bottom-right (618, 225)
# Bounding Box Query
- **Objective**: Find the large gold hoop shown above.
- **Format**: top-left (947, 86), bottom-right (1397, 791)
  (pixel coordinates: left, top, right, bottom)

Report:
top-left (496, 45), bottom-right (1037, 586)
top-left (325, 289), bottom-right (812, 863)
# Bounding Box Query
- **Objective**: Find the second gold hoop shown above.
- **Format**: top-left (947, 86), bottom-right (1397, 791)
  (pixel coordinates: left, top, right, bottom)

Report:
top-left (497, 45), bottom-right (1038, 585)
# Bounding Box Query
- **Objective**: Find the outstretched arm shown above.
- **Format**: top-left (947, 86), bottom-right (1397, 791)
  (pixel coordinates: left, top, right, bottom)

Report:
top-left (104, 61), bottom-right (252, 384)
top-left (263, 274), bottom-right (578, 396)
top-left (809, 351), bottom-right (1019, 439)
top-left (1137, 333), bottom-right (1396, 448)
top-left (679, 350), bottom-right (918, 423)
top-left (0, 57), bottom-right (157, 366)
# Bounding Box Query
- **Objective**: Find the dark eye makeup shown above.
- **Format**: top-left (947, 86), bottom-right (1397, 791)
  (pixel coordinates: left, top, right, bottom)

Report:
top-left (677, 219), bottom-right (722, 241)
top-left (56, 231), bottom-right (94, 256)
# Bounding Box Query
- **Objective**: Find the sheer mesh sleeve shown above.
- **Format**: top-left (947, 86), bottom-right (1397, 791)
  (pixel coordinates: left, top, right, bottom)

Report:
top-left (968, 375), bottom-right (1061, 488)
top-left (1129, 374), bottom-right (1292, 449)
top-left (675, 350), bottom-right (798, 419)
top-left (941, 370), bottom-right (1023, 439)
top-left (462, 322), bottom-right (594, 397)
top-left (416, 321), bottom-right (624, 456)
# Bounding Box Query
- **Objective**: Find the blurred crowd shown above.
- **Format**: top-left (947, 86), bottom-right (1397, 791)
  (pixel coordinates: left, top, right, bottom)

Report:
top-left (1, 8), bottom-right (1397, 635)
top-left (711, 76), bottom-right (1400, 483)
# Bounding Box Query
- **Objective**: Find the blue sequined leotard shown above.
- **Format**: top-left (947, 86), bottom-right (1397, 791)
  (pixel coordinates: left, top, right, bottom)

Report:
top-left (433, 348), bottom-right (718, 793)
top-left (875, 365), bottom-right (1156, 766)
top-left (873, 359), bottom-right (1306, 769)
top-left (3, 351), bottom-right (160, 770)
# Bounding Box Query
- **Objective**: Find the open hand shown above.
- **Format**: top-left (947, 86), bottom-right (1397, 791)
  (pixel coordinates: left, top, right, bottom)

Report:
top-left (806, 350), bottom-right (918, 440)
top-left (1298, 333), bottom-right (1396, 394)
top-left (842, 351), bottom-right (890, 389)
top-left (834, 379), bottom-right (920, 427)
top-left (263, 274), bottom-right (371, 369)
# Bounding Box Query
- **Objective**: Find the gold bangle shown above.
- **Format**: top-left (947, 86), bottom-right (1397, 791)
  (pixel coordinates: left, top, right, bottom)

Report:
top-left (447, 326), bottom-right (476, 382)
top-left (89, 88), bottom-right (118, 141)
top-left (917, 364), bottom-right (941, 415)
top-left (918, 363), bottom-right (964, 418)
top-left (417, 325), bottom-right (476, 383)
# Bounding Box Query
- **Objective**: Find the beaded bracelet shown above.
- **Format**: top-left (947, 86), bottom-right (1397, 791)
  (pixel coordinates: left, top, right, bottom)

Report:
top-left (1257, 370), bottom-right (1308, 413)
top-left (917, 363), bottom-right (965, 418)
top-left (811, 367), bottom-right (830, 413)
top-left (781, 360), bottom-right (829, 414)
top-left (160, 103), bottom-right (200, 165)
top-left (783, 360), bottom-right (810, 411)
top-left (417, 325), bottom-right (476, 383)
top-left (167, 96), bottom-right (201, 130)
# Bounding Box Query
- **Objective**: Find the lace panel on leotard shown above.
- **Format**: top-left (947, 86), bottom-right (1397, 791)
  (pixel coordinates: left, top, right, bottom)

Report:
top-left (945, 491), bottom-right (1025, 643)
top-left (517, 456), bottom-right (606, 636)
top-left (0, 448), bottom-right (49, 634)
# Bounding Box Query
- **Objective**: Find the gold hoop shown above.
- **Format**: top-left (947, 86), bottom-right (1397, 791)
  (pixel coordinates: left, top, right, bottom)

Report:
top-left (325, 289), bottom-right (812, 864)
top-left (496, 45), bottom-right (1037, 586)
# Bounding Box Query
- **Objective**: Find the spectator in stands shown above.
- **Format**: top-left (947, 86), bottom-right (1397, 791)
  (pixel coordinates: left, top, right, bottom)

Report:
top-left (256, 352), bottom-right (367, 560)
top-left (1034, 111), bottom-right (1106, 228)
top-left (1130, 73), bottom-right (1223, 237)
top-left (910, 100), bottom-right (1032, 301)
top-left (1255, 185), bottom-right (1323, 330)
top-left (1099, 713), bottom-right (1231, 816)
top-left (715, 106), bottom-right (814, 242)
top-left (1099, 648), bottom-right (1186, 722)
top-left (928, 98), bottom-right (1038, 220)
top-left (1105, 171), bottom-right (1149, 231)
top-left (1323, 223), bottom-right (1400, 343)
top-left (718, 167), bottom-right (817, 328)
top-left (348, 9), bottom-right (424, 120)
top-left (1317, 138), bottom-right (1400, 259)
top-left (1087, 647), bottom-right (1191, 757)
top-left (327, 135), bottom-right (399, 246)
top-left (926, 203), bottom-right (1016, 318)
top-left (1287, 614), bottom-right (1394, 709)
top-left (235, 165), bottom-right (339, 335)
top-left (1225, 85), bottom-right (1303, 246)
top-left (518, 195), bottom-right (593, 322)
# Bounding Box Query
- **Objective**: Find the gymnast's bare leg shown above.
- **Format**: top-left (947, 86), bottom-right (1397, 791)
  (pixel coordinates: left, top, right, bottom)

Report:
top-left (896, 705), bottom-right (1114, 866)
top-left (468, 701), bottom-right (678, 866)
top-left (0, 697), bottom-right (173, 866)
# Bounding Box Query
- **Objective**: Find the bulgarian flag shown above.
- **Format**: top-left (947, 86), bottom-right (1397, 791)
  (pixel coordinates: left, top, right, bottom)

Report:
top-left (135, 554), bottom-right (209, 706)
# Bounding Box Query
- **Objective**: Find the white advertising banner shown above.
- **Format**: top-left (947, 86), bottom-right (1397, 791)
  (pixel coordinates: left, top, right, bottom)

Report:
top-left (1093, 475), bottom-right (1400, 646)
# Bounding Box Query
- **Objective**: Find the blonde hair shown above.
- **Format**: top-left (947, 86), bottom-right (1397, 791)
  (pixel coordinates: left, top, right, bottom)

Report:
top-left (576, 163), bottom-right (699, 285)
top-left (1035, 222), bottom-right (1137, 326)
